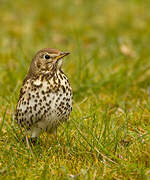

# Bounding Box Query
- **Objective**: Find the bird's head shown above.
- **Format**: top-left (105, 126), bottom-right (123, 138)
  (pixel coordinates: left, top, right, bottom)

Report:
top-left (28, 48), bottom-right (70, 77)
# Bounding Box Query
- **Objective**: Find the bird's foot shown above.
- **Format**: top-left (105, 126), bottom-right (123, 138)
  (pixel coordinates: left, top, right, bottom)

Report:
top-left (22, 137), bottom-right (39, 145)
top-left (31, 137), bottom-right (40, 145)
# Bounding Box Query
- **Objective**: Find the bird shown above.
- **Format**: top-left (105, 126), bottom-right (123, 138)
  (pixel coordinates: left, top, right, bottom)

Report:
top-left (15, 48), bottom-right (73, 143)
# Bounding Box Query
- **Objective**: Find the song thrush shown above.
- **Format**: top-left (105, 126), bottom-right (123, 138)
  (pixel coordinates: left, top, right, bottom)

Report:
top-left (15, 48), bottom-right (73, 141)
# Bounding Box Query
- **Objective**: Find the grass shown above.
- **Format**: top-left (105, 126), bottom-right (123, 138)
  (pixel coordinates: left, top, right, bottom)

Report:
top-left (0, 0), bottom-right (150, 179)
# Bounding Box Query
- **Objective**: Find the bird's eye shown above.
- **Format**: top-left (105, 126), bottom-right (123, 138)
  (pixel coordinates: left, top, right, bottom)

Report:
top-left (44, 54), bottom-right (51, 60)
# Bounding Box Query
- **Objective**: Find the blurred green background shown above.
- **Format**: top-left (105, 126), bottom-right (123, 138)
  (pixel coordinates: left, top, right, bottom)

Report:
top-left (0, 0), bottom-right (150, 179)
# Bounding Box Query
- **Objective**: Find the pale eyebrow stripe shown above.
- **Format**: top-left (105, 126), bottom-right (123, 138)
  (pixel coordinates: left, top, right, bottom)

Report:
top-left (47, 53), bottom-right (57, 57)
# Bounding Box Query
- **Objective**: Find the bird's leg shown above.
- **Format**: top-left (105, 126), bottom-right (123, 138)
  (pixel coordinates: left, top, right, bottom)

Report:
top-left (25, 134), bottom-right (30, 147)
top-left (54, 127), bottom-right (57, 139)
top-left (30, 127), bottom-right (41, 145)
top-left (22, 135), bottom-right (38, 145)
top-left (31, 127), bottom-right (41, 137)
top-left (25, 134), bottom-right (34, 156)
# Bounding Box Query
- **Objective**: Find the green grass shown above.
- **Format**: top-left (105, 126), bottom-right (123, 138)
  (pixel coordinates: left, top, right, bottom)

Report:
top-left (0, 0), bottom-right (150, 179)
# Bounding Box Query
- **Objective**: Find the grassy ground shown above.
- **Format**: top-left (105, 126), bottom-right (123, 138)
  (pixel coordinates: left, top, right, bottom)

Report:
top-left (0, 0), bottom-right (150, 179)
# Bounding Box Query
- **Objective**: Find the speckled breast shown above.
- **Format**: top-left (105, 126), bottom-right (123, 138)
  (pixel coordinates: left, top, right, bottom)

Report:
top-left (16, 71), bottom-right (73, 131)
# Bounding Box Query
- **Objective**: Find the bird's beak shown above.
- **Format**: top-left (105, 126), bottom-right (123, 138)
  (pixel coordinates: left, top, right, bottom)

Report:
top-left (56, 52), bottom-right (70, 61)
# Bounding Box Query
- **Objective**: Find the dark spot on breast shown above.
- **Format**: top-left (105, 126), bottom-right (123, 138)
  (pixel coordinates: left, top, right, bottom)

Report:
top-left (42, 90), bottom-right (45, 95)
top-left (35, 92), bottom-right (40, 98)
top-left (60, 101), bottom-right (65, 106)
top-left (58, 107), bottom-right (63, 113)
top-left (59, 73), bottom-right (63, 80)
top-left (56, 97), bottom-right (60, 102)
top-left (38, 110), bottom-right (41, 114)
top-left (43, 96), bottom-right (46, 101)
top-left (61, 85), bottom-right (66, 93)
top-left (27, 120), bottom-right (30, 124)
top-left (66, 102), bottom-right (70, 107)
top-left (64, 76), bottom-right (67, 80)
top-left (41, 75), bottom-right (44, 82)
top-left (34, 104), bottom-right (37, 111)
